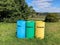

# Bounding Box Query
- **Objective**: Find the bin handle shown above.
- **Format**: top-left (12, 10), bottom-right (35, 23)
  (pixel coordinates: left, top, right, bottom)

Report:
top-left (37, 26), bottom-right (44, 28)
top-left (27, 26), bottom-right (33, 28)
top-left (17, 25), bottom-right (21, 27)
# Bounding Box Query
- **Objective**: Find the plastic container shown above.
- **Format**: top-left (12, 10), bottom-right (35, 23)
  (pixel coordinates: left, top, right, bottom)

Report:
top-left (26, 21), bottom-right (35, 38)
top-left (35, 21), bottom-right (45, 39)
top-left (17, 20), bottom-right (26, 38)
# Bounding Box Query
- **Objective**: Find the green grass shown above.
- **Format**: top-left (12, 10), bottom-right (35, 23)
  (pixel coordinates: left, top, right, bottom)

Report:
top-left (0, 22), bottom-right (60, 45)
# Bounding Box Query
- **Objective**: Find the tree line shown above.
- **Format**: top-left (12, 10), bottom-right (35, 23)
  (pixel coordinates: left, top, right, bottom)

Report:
top-left (0, 0), bottom-right (59, 23)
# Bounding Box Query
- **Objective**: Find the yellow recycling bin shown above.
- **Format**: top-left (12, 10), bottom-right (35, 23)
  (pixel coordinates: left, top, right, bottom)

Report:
top-left (35, 21), bottom-right (45, 39)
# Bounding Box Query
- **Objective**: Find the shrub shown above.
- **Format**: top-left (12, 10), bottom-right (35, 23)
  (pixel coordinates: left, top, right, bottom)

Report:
top-left (45, 13), bottom-right (59, 22)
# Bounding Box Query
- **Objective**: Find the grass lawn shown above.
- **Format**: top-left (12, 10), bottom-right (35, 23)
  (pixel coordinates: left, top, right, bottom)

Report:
top-left (0, 22), bottom-right (60, 45)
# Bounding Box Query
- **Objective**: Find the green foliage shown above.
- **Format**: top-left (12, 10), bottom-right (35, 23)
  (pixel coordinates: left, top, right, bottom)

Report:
top-left (0, 0), bottom-right (36, 22)
top-left (45, 13), bottom-right (59, 22)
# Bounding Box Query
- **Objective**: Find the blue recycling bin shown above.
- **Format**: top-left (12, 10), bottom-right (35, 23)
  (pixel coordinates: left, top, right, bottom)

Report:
top-left (17, 20), bottom-right (26, 38)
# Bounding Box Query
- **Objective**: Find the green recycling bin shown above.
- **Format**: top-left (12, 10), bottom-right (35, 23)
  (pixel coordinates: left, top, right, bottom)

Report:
top-left (26, 21), bottom-right (35, 38)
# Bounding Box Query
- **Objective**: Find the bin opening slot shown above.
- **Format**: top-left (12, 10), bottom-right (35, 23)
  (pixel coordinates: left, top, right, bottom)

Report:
top-left (37, 26), bottom-right (44, 28)
top-left (17, 25), bottom-right (21, 27)
top-left (27, 26), bottom-right (33, 28)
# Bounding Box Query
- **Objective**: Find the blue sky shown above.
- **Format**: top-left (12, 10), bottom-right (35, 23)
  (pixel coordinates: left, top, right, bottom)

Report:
top-left (25, 0), bottom-right (60, 13)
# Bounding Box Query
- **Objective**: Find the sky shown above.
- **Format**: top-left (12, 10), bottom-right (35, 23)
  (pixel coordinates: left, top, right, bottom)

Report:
top-left (25, 0), bottom-right (60, 13)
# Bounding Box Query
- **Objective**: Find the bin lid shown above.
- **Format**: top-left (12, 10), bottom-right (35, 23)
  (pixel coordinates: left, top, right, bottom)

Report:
top-left (36, 21), bottom-right (45, 27)
top-left (17, 20), bottom-right (25, 26)
top-left (26, 21), bottom-right (35, 27)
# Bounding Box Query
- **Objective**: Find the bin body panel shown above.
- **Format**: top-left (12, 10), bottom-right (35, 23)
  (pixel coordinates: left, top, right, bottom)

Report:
top-left (26, 28), bottom-right (34, 38)
top-left (26, 21), bottom-right (35, 38)
top-left (36, 21), bottom-right (45, 39)
top-left (17, 20), bottom-right (26, 38)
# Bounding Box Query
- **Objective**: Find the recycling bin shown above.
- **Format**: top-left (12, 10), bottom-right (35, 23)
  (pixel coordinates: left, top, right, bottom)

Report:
top-left (35, 21), bottom-right (45, 39)
top-left (26, 21), bottom-right (35, 38)
top-left (17, 20), bottom-right (26, 38)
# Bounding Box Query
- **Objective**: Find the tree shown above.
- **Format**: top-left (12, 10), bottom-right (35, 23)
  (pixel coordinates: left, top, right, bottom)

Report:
top-left (0, 0), bottom-right (36, 22)
top-left (45, 13), bottom-right (59, 22)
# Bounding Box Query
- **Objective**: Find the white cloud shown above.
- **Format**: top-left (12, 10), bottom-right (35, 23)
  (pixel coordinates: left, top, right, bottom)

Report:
top-left (32, 2), bottom-right (52, 8)
top-left (33, 7), bottom-right (60, 12)
top-left (45, 7), bottom-right (60, 12)
top-left (30, 0), bottom-right (60, 12)
top-left (32, 0), bottom-right (53, 1)
top-left (32, 0), bottom-right (53, 8)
